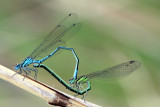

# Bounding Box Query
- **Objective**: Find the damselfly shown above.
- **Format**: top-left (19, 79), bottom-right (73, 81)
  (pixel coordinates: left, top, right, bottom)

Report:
top-left (35, 60), bottom-right (141, 99)
top-left (14, 13), bottom-right (81, 80)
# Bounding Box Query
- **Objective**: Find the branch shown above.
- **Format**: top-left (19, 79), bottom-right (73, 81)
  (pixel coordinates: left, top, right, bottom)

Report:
top-left (0, 65), bottom-right (101, 107)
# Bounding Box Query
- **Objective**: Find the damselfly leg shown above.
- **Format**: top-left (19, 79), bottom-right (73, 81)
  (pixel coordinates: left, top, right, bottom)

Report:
top-left (24, 67), bottom-right (38, 80)
top-left (12, 68), bottom-right (22, 77)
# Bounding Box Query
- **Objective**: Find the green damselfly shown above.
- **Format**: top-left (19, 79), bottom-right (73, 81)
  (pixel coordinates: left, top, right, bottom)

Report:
top-left (34, 60), bottom-right (141, 99)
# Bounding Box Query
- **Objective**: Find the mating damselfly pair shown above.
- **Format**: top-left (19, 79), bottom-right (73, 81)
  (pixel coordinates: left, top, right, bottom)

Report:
top-left (14, 13), bottom-right (141, 99)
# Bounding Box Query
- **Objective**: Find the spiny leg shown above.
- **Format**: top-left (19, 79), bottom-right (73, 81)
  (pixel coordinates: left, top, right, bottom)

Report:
top-left (83, 82), bottom-right (90, 102)
top-left (79, 84), bottom-right (85, 100)
top-left (12, 68), bottom-right (22, 77)
top-left (73, 84), bottom-right (80, 98)
top-left (22, 68), bottom-right (30, 80)
top-left (32, 69), bottom-right (38, 80)
top-left (79, 83), bottom-right (88, 101)
top-left (83, 90), bottom-right (88, 102)
top-left (25, 67), bottom-right (38, 80)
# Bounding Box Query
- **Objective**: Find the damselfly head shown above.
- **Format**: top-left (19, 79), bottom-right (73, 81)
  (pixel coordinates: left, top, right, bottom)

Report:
top-left (14, 64), bottom-right (20, 71)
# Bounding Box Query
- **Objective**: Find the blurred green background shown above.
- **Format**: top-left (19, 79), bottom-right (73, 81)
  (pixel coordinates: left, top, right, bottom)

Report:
top-left (0, 0), bottom-right (160, 107)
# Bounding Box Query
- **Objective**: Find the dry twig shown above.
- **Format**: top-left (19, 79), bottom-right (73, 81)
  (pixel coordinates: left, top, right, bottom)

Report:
top-left (0, 65), bottom-right (101, 107)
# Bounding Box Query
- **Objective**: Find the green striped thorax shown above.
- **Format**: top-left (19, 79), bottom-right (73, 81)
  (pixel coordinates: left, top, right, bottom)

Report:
top-left (69, 75), bottom-right (91, 95)
top-left (69, 75), bottom-right (89, 85)
top-left (76, 75), bottom-right (89, 84)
